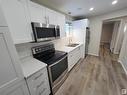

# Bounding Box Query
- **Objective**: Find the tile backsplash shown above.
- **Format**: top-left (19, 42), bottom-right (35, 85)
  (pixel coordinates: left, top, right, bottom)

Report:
top-left (15, 37), bottom-right (69, 60)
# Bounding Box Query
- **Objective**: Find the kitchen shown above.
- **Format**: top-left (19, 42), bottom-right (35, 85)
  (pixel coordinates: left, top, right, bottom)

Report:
top-left (0, 0), bottom-right (127, 95)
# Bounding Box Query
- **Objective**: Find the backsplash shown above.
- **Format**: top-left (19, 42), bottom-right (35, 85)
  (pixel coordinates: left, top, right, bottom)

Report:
top-left (15, 37), bottom-right (69, 60)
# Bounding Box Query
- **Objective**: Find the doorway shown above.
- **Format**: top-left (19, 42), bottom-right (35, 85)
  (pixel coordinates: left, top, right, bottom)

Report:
top-left (100, 20), bottom-right (122, 56)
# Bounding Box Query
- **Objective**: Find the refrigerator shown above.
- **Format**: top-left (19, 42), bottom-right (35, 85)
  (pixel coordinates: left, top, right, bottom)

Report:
top-left (72, 19), bottom-right (90, 58)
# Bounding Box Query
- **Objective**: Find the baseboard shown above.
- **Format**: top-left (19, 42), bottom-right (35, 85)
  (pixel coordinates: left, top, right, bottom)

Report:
top-left (88, 53), bottom-right (99, 57)
top-left (118, 60), bottom-right (127, 76)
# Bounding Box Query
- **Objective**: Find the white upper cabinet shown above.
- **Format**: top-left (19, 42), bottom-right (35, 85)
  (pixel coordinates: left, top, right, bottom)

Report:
top-left (0, 27), bottom-right (24, 92)
top-left (56, 12), bottom-right (66, 37)
top-left (0, 6), bottom-right (7, 26)
top-left (28, 1), bottom-right (66, 37)
top-left (1, 0), bottom-right (66, 44)
top-left (28, 1), bottom-right (46, 23)
top-left (45, 8), bottom-right (56, 25)
top-left (1, 0), bottom-right (33, 44)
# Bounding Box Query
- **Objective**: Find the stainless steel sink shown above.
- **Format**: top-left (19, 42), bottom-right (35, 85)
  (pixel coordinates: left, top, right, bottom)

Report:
top-left (67, 43), bottom-right (79, 47)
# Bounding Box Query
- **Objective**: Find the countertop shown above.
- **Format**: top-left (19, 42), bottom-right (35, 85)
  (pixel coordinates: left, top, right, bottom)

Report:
top-left (20, 43), bottom-right (83, 78)
top-left (56, 43), bottom-right (83, 53)
top-left (20, 56), bottom-right (47, 78)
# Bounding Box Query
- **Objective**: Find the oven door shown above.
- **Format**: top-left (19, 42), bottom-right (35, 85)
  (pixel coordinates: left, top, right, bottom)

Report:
top-left (48, 55), bottom-right (68, 89)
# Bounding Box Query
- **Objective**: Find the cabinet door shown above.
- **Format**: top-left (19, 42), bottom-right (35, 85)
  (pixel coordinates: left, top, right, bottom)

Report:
top-left (74, 47), bottom-right (81, 62)
top-left (28, 1), bottom-right (46, 23)
top-left (0, 6), bottom-right (7, 26)
top-left (1, 81), bottom-right (29, 95)
top-left (0, 27), bottom-right (23, 92)
top-left (56, 13), bottom-right (66, 38)
top-left (1, 0), bottom-right (32, 44)
top-left (80, 45), bottom-right (85, 58)
top-left (68, 53), bottom-right (75, 71)
top-left (27, 68), bottom-right (50, 95)
top-left (68, 46), bottom-right (81, 71)
top-left (45, 8), bottom-right (56, 25)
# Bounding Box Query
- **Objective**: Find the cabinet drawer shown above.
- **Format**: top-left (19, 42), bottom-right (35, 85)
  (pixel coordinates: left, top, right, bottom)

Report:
top-left (68, 46), bottom-right (81, 71)
top-left (36, 80), bottom-right (50, 95)
top-left (27, 67), bottom-right (50, 95)
top-left (28, 68), bottom-right (47, 86)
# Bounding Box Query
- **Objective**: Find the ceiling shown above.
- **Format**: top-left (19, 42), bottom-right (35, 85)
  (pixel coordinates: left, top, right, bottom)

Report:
top-left (32, 0), bottom-right (127, 17)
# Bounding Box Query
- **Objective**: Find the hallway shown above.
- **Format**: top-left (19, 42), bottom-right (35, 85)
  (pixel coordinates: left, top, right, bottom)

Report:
top-left (55, 45), bottom-right (127, 95)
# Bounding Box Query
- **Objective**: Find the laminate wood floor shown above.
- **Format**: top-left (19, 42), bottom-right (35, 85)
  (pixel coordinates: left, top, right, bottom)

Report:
top-left (55, 45), bottom-right (127, 95)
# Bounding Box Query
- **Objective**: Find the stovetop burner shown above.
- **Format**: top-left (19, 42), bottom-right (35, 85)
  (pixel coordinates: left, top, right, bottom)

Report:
top-left (37, 50), bottom-right (67, 65)
top-left (32, 44), bottom-right (67, 65)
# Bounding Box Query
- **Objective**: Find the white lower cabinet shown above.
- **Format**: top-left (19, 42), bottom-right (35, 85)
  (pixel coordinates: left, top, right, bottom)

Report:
top-left (1, 80), bottom-right (29, 95)
top-left (68, 46), bottom-right (81, 71)
top-left (26, 67), bottom-right (50, 95)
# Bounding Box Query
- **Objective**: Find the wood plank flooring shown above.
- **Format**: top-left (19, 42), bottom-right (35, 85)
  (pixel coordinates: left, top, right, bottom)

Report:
top-left (55, 45), bottom-right (127, 95)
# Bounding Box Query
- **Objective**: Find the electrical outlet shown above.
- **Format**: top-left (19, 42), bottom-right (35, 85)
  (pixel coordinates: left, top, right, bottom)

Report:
top-left (121, 89), bottom-right (127, 95)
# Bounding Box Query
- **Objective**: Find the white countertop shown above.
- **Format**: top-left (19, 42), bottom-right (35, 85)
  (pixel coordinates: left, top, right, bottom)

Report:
top-left (20, 43), bottom-right (83, 78)
top-left (20, 56), bottom-right (47, 78)
top-left (56, 43), bottom-right (83, 53)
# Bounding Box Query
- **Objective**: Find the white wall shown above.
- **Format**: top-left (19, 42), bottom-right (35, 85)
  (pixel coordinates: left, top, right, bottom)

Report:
top-left (88, 8), bottom-right (127, 56)
top-left (101, 23), bottom-right (114, 43)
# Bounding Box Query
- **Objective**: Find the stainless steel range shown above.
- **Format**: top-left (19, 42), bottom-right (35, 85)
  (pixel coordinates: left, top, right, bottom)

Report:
top-left (31, 44), bottom-right (68, 94)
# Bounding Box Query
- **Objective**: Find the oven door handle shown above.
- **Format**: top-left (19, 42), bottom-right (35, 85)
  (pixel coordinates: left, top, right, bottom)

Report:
top-left (48, 55), bottom-right (67, 67)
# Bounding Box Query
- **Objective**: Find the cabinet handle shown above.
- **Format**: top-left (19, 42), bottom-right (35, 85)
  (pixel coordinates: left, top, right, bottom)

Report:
top-left (45, 16), bottom-right (48, 24)
top-left (36, 81), bottom-right (45, 89)
top-left (47, 16), bottom-right (49, 24)
top-left (34, 73), bottom-right (43, 80)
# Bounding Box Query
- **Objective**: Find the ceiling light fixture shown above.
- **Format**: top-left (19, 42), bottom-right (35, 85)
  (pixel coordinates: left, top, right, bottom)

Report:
top-left (77, 8), bottom-right (82, 10)
top-left (112, 0), bottom-right (118, 5)
top-left (89, 7), bottom-right (94, 11)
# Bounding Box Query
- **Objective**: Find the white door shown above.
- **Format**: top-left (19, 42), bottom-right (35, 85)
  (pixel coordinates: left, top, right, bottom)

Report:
top-left (122, 24), bottom-right (127, 70)
top-left (28, 1), bottom-right (46, 23)
top-left (1, 0), bottom-right (32, 44)
top-left (0, 27), bottom-right (24, 92)
top-left (110, 21), bottom-right (120, 53)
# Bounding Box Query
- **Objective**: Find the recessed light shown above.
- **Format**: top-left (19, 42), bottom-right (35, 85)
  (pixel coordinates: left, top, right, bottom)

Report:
top-left (112, 0), bottom-right (118, 5)
top-left (68, 12), bottom-right (71, 15)
top-left (89, 7), bottom-right (94, 11)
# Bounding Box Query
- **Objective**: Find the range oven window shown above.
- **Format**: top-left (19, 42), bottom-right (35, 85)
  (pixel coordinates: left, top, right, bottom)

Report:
top-left (50, 56), bottom-right (68, 82)
top-left (36, 27), bottom-right (56, 38)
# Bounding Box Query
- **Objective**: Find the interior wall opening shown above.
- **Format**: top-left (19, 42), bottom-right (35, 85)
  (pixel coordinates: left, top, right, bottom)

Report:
top-left (100, 17), bottom-right (127, 60)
